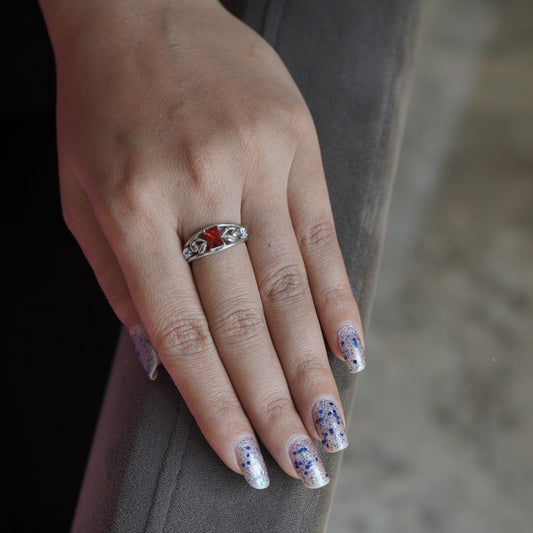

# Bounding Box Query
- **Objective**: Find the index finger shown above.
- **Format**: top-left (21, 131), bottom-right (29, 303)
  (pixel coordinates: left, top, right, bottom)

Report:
top-left (99, 206), bottom-right (270, 489)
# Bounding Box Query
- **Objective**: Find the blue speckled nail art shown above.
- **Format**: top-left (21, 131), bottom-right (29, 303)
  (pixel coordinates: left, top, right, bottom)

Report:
top-left (289, 436), bottom-right (329, 488)
top-left (338, 322), bottom-right (366, 373)
top-left (235, 435), bottom-right (270, 489)
top-left (312, 397), bottom-right (348, 452)
top-left (129, 325), bottom-right (160, 380)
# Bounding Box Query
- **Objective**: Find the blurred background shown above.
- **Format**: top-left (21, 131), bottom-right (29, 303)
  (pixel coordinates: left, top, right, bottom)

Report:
top-left (5, 0), bottom-right (531, 531)
top-left (329, 0), bottom-right (532, 531)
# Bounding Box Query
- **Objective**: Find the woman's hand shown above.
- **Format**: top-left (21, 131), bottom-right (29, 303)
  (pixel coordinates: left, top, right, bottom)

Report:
top-left (40, 0), bottom-right (365, 488)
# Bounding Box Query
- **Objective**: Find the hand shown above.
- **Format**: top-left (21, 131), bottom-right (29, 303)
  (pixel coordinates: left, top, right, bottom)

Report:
top-left (40, 0), bottom-right (366, 489)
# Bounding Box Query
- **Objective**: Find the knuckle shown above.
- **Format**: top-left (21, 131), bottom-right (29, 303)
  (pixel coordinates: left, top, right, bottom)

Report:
top-left (274, 97), bottom-right (311, 134)
top-left (96, 181), bottom-right (162, 233)
top-left (110, 179), bottom-right (158, 220)
top-left (290, 355), bottom-right (329, 391)
top-left (179, 139), bottom-right (224, 188)
top-left (234, 101), bottom-right (310, 163)
top-left (157, 317), bottom-right (212, 359)
top-left (299, 219), bottom-right (337, 250)
top-left (259, 263), bottom-right (308, 305)
top-left (261, 395), bottom-right (296, 427)
top-left (214, 306), bottom-right (265, 344)
top-left (202, 392), bottom-right (242, 425)
top-left (319, 283), bottom-right (354, 315)
top-left (173, 135), bottom-right (243, 208)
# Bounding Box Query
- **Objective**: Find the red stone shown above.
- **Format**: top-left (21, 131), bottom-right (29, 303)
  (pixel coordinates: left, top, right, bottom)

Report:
top-left (204, 226), bottom-right (224, 249)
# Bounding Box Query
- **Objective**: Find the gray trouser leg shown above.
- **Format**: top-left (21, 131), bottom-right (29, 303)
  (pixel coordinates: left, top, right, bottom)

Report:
top-left (72, 1), bottom-right (420, 531)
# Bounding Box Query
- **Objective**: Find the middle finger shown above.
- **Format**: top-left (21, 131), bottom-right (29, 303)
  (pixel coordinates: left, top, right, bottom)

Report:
top-left (190, 227), bottom-right (330, 488)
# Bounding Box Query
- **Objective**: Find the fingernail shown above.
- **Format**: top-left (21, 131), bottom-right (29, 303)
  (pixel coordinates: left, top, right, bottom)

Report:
top-left (312, 397), bottom-right (348, 452)
top-left (289, 435), bottom-right (329, 489)
top-left (337, 322), bottom-right (366, 373)
top-left (129, 325), bottom-right (161, 380)
top-left (234, 435), bottom-right (270, 489)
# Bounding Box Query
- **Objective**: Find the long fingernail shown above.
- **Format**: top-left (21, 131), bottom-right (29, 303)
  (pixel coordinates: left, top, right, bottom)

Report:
top-left (312, 397), bottom-right (348, 452)
top-left (337, 322), bottom-right (366, 373)
top-left (234, 435), bottom-right (270, 489)
top-left (129, 325), bottom-right (161, 380)
top-left (289, 436), bottom-right (329, 489)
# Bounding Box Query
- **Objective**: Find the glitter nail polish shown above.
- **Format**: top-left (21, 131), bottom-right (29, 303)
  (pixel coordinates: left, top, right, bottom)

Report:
top-left (235, 435), bottom-right (270, 489)
top-left (312, 397), bottom-right (348, 452)
top-left (289, 436), bottom-right (329, 489)
top-left (129, 325), bottom-right (160, 380)
top-left (337, 322), bottom-right (366, 373)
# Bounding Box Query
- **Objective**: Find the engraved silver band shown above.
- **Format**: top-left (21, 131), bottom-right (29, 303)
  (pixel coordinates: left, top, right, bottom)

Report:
top-left (182, 223), bottom-right (248, 263)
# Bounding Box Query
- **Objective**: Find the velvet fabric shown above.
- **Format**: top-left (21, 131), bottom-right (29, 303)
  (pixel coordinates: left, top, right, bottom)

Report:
top-left (72, 1), bottom-right (421, 531)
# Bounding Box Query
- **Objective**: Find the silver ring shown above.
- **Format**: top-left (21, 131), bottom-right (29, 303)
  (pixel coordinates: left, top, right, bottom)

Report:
top-left (182, 223), bottom-right (248, 263)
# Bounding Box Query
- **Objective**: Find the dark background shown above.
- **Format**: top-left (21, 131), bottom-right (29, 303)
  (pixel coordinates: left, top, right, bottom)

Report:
top-left (5, 3), bottom-right (120, 530)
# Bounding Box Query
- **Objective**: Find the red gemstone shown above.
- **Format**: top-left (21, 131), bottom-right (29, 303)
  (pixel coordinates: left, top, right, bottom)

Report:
top-left (204, 226), bottom-right (224, 249)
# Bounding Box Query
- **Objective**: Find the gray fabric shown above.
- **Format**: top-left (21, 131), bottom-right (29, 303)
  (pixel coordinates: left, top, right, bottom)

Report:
top-left (72, 1), bottom-right (421, 531)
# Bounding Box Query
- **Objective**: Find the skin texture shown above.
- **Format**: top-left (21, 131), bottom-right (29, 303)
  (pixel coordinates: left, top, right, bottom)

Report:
top-left (39, 0), bottom-right (364, 485)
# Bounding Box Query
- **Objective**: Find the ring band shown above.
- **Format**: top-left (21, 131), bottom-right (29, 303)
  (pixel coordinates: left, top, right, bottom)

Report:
top-left (183, 223), bottom-right (248, 263)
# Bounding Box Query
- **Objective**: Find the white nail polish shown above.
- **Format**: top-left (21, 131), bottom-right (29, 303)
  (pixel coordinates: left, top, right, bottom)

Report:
top-left (129, 325), bottom-right (160, 380)
top-left (234, 435), bottom-right (270, 489)
top-left (337, 322), bottom-right (366, 373)
top-left (312, 396), bottom-right (348, 453)
top-left (288, 435), bottom-right (329, 489)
